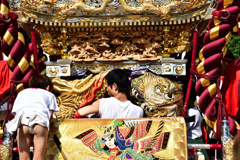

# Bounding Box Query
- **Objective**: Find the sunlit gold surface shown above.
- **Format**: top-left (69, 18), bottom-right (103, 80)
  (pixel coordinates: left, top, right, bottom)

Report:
top-left (0, 144), bottom-right (11, 160)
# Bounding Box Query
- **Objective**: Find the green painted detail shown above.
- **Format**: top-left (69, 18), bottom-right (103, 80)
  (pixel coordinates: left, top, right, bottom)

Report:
top-left (122, 149), bottom-right (153, 160)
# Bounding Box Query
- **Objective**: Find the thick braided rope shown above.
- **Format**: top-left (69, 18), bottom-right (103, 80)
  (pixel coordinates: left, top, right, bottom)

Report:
top-left (0, 0), bottom-right (46, 96)
top-left (1, 0), bottom-right (46, 122)
top-left (195, 0), bottom-right (240, 140)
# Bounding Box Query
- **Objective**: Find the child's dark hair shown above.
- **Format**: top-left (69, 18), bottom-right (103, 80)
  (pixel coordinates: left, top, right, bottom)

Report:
top-left (29, 75), bottom-right (53, 90)
top-left (105, 69), bottom-right (130, 94)
top-left (43, 75), bottom-right (53, 91)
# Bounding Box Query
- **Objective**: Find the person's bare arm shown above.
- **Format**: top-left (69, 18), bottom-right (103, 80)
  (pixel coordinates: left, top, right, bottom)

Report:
top-left (76, 100), bottom-right (100, 117)
top-left (49, 110), bottom-right (53, 122)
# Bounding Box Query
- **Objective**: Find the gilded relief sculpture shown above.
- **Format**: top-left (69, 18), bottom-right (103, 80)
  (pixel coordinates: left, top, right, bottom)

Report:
top-left (131, 72), bottom-right (183, 117)
top-left (14, 0), bottom-right (210, 62)
top-left (52, 72), bottom-right (108, 120)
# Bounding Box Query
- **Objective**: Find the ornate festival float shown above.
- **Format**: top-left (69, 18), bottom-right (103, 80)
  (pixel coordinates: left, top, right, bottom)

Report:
top-left (0, 0), bottom-right (240, 158)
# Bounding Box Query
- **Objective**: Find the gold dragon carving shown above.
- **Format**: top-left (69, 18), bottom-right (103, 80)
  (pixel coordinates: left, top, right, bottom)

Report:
top-left (131, 72), bottom-right (183, 117)
top-left (72, 0), bottom-right (112, 13)
top-left (52, 72), bottom-right (108, 120)
top-left (19, 0), bottom-right (205, 21)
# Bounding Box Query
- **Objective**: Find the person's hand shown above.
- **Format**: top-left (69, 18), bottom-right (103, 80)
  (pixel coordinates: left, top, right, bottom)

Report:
top-left (74, 110), bottom-right (80, 119)
top-left (74, 110), bottom-right (87, 119)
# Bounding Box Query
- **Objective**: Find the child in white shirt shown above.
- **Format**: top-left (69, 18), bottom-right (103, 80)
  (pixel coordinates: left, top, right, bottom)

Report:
top-left (6, 75), bottom-right (59, 160)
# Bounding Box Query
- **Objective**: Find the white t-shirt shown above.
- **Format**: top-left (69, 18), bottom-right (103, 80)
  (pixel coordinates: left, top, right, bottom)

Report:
top-left (98, 97), bottom-right (143, 118)
top-left (11, 88), bottom-right (59, 129)
top-left (186, 107), bottom-right (202, 139)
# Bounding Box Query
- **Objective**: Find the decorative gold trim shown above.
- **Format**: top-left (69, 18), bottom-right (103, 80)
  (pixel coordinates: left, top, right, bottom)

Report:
top-left (18, 32), bottom-right (25, 45)
top-left (210, 26), bottom-right (219, 40)
top-left (233, 25), bottom-right (238, 33)
top-left (0, 4), bottom-right (9, 19)
top-left (197, 61), bottom-right (205, 74)
top-left (200, 78), bottom-right (210, 88)
top-left (208, 83), bottom-right (217, 98)
top-left (213, 18), bottom-right (221, 26)
top-left (16, 83), bottom-right (24, 93)
top-left (4, 30), bottom-right (14, 46)
top-left (7, 55), bottom-right (17, 68)
top-left (199, 48), bottom-right (205, 61)
top-left (41, 69), bottom-right (46, 75)
top-left (205, 116), bottom-right (215, 128)
top-left (223, 0), bottom-right (234, 8)
top-left (19, 57), bottom-right (29, 73)
top-left (222, 46), bottom-right (227, 57)
top-left (225, 31), bottom-right (232, 45)
top-left (41, 55), bottom-right (47, 62)
top-left (30, 54), bottom-right (36, 70)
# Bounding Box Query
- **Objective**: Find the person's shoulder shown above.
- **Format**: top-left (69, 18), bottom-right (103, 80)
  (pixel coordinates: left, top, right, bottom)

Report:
top-left (131, 103), bottom-right (144, 117)
top-left (131, 103), bottom-right (143, 110)
top-left (100, 97), bottom-right (112, 101)
top-left (18, 88), bottom-right (35, 95)
top-left (99, 97), bottom-right (112, 105)
top-left (21, 88), bottom-right (32, 91)
top-left (37, 88), bottom-right (55, 96)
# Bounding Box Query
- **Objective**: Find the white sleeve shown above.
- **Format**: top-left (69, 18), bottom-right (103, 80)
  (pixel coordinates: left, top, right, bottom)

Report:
top-left (139, 108), bottom-right (144, 118)
top-left (49, 95), bottom-right (59, 112)
top-left (11, 92), bottom-right (23, 116)
top-left (98, 98), bottom-right (104, 117)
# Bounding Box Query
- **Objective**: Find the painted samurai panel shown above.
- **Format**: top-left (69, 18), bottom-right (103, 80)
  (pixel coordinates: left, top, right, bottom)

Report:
top-left (46, 117), bottom-right (187, 160)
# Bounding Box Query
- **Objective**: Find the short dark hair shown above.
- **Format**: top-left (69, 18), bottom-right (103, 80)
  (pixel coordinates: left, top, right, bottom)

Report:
top-left (43, 75), bottom-right (53, 91)
top-left (105, 69), bottom-right (130, 94)
top-left (29, 75), bottom-right (53, 90)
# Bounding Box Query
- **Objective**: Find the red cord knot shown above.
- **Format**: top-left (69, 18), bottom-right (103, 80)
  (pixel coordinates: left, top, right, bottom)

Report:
top-left (212, 10), bottom-right (230, 20)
